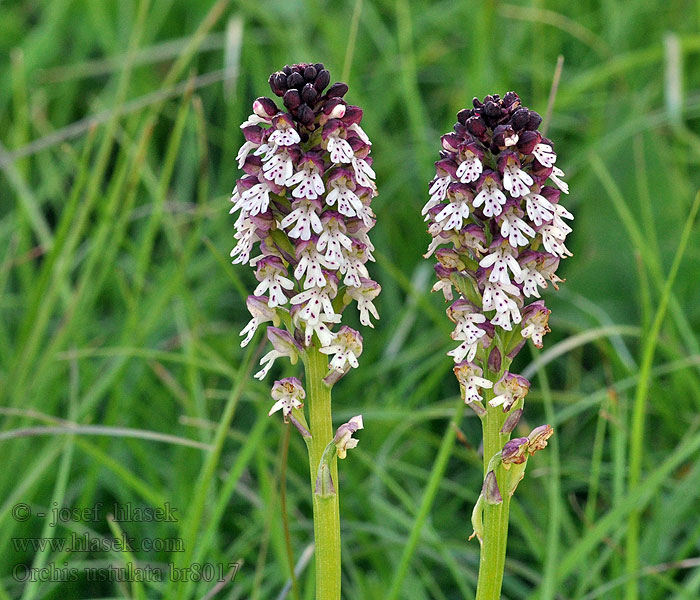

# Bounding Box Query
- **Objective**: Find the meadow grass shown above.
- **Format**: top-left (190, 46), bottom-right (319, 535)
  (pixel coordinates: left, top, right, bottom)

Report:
top-left (1, 1), bottom-right (700, 598)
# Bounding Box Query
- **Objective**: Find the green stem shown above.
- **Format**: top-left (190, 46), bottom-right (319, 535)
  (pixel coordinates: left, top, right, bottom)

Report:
top-left (305, 345), bottom-right (341, 600)
top-left (476, 361), bottom-right (511, 600)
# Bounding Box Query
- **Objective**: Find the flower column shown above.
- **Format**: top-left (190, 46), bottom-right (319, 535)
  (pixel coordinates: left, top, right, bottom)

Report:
top-left (422, 92), bottom-right (572, 599)
top-left (230, 63), bottom-right (380, 600)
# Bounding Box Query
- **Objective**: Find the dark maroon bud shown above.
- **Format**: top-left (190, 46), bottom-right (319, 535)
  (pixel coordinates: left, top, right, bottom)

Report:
top-left (326, 82), bottom-right (349, 98)
top-left (503, 91), bottom-right (520, 109)
top-left (242, 125), bottom-right (263, 144)
top-left (457, 108), bottom-right (472, 125)
top-left (241, 154), bottom-right (262, 175)
top-left (517, 130), bottom-right (540, 154)
top-left (253, 96), bottom-right (278, 118)
top-left (453, 123), bottom-right (468, 137)
top-left (466, 115), bottom-right (487, 137)
top-left (492, 124), bottom-right (508, 147)
top-left (287, 72), bottom-right (304, 89)
top-left (301, 83), bottom-right (318, 105)
top-left (531, 163), bottom-right (552, 181)
top-left (303, 65), bottom-right (317, 82)
top-left (348, 136), bottom-right (366, 152)
top-left (526, 111), bottom-right (543, 130)
top-left (297, 104), bottom-right (315, 126)
top-left (292, 64), bottom-right (304, 74)
top-left (283, 89), bottom-right (301, 110)
top-left (323, 97), bottom-right (345, 115)
top-left (314, 69), bottom-right (331, 91)
top-left (511, 107), bottom-right (530, 130)
top-left (441, 133), bottom-right (461, 151)
top-left (269, 72), bottom-right (286, 96)
top-left (323, 118), bottom-right (342, 135)
top-left (314, 62), bottom-right (324, 71)
top-left (282, 65), bottom-right (292, 75)
top-left (472, 97), bottom-right (484, 108)
top-left (540, 185), bottom-right (560, 204)
top-left (483, 101), bottom-right (501, 118)
top-left (342, 105), bottom-right (363, 125)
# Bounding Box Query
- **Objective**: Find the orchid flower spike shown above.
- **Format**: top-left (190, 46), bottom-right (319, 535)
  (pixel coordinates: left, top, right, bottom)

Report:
top-left (423, 92), bottom-right (573, 375)
top-left (231, 62), bottom-right (382, 419)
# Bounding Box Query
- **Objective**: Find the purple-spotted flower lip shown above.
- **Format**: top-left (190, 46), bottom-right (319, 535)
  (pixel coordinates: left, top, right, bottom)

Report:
top-left (269, 377), bottom-right (306, 421)
top-left (321, 326), bottom-right (364, 375)
top-left (453, 361), bottom-right (493, 404)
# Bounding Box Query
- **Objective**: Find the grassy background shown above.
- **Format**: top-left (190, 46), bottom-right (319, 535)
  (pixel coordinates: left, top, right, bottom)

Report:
top-left (2, 0), bottom-right (700, 598)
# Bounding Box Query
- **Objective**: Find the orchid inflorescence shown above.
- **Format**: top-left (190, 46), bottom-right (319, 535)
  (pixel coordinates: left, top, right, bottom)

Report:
top-left (231, 62), bottom-right (379, 444)
top-left (422, 92), bottom-right (572, 539)
top-left (423, 91), bottom-right (572, 410)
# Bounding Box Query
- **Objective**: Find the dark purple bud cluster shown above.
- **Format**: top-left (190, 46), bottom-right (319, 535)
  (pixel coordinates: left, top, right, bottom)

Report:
top-left (267, 63), bottom-right (347, 129)
top-left (457, 92), bottom-right (544, 155)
